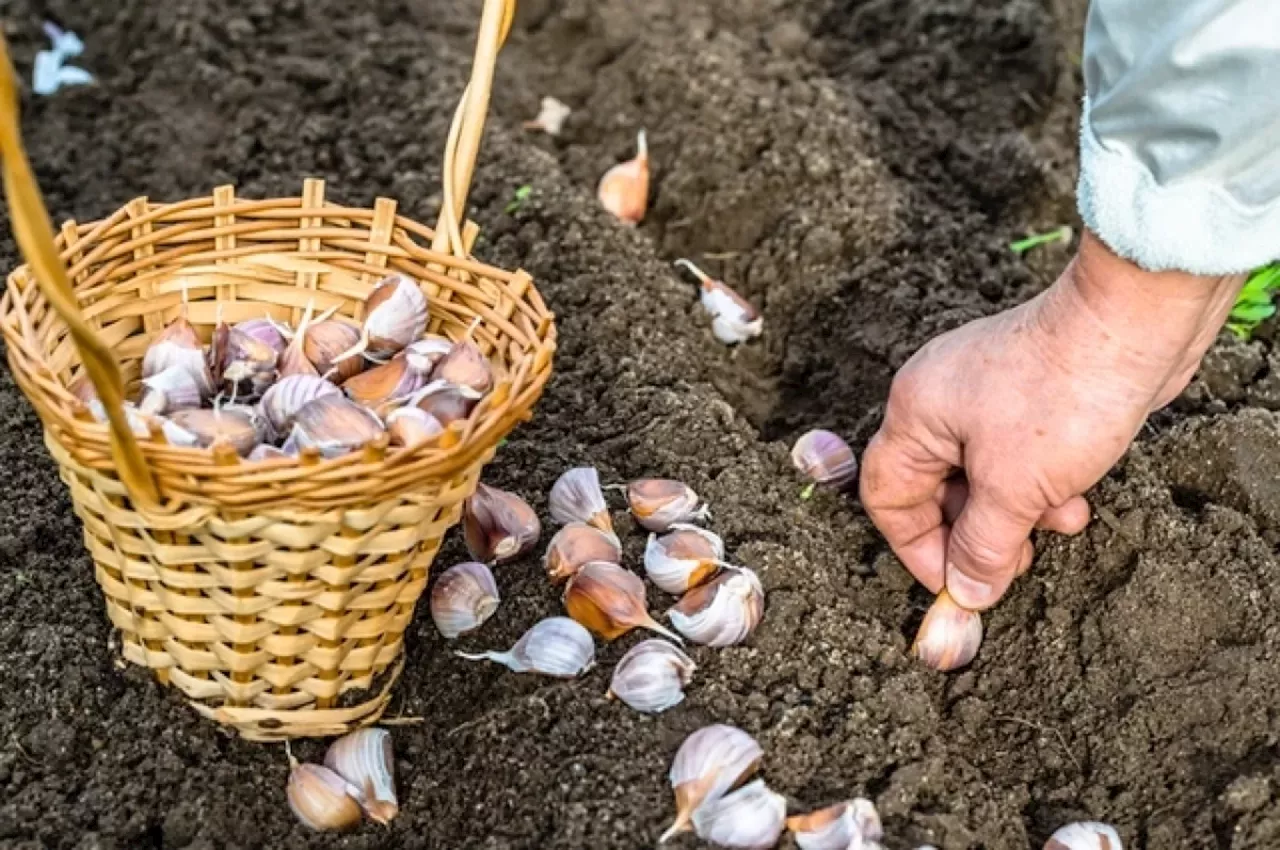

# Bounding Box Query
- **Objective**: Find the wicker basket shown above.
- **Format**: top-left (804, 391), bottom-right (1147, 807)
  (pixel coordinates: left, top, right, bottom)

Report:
top-left (0, 0), bottom-right (554, 740)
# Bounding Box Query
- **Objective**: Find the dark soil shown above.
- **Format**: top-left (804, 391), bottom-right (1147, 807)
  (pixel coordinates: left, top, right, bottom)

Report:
top-left (1, 0), bottom-right (1277, 848)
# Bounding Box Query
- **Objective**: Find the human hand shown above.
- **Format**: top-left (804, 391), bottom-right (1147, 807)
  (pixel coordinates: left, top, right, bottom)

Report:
top-left (860, 231), bottom-right (1245, 610)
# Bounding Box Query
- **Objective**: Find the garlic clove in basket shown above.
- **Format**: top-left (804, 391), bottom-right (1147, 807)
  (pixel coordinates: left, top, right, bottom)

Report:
top-left (456, 616), bottom-right (595, 677)
top-left (463, 483), bottom-right (541, 564)
top-left (598, 129), bottom-right (649, 225)
top-left (564, 561), bottom-right (683, 643)
top-left (644, 524), bottom-right (725, 595)
top-left (137, 364), bottom-right (204, 416)
top-left (248, 444), bottom-right (289, 462)
top-left (691, 779), bottom-right (787, 850)
top-left (666, 566), bottom-right (765, 647)
top-left (142, 315), bottom-right (213, 398)
top-left (407, 380), bottom-right (476, 427)
top-left (167, 407), bottom-right (260, 457)
top-left (342, 355), bottom-right (429, 407)
top-left (787, 799), bottom-right (883, 850)
top-left (431, 561), bottom-right (500, 639)
top-left (386, 406), bottom-right (444, 448)
top-left (260, 374), bottom-right (342, 435)
top-left (548, 467), bottom-right (614, 535)
top-left (288, 395), bottom-right (385, 459)
top-left (222, 402), bottom-right (276, 446)
top-left (324, 728), bottom-right (398, 825)
top-left (627, 478), bottom-right (709, 532)
top-left (287, 759), bottom-right (363, 832)
top-left (607, 638), bottom-right (696, 714)
top-left (675, 259), bottom-right (763, 346)
top-left (68, 373), bottom-right (98, 406)
top-left (405, 335), bottom-right (454, 375)
top-left (544, 522), bottom-right (622, 585)
top-left (303, 319), bottom-right (364, 382)
top-left (217, 327), bottom-right (280, 402)
top-left (1045, 822), bottom-right (1123, 850)
top-left (432, 339), bottom-right (492, 400)
top-left (661, 724), bottom-right (764, 843)
top-left (912, 589), bottom-right (983, 673)
top-left (338, 273), bottom-right (429, 362)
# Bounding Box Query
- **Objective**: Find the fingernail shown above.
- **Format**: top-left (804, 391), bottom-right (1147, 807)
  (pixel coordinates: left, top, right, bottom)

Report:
top-left (946, 566), bottom-right (993, 610)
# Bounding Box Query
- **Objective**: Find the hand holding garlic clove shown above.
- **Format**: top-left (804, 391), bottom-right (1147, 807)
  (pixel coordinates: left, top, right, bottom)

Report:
top-left (912, 589), bottom-right (983, 672)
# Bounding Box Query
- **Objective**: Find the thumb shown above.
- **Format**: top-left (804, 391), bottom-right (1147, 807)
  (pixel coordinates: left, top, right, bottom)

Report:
top-left (945, 486), bottom-right (1037, 610)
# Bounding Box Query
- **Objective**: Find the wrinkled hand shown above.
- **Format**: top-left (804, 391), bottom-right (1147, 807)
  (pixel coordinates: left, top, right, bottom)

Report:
top-left (860, 232), bottom-right (1244, 610)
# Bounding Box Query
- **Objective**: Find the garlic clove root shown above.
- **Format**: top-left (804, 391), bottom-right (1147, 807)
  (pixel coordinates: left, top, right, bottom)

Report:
top-left (456, 616), bottom-right (595, 678)
top-left (463, 483), bottom-right (541, 564)
top-left (627, 478), bottom-right (709, 532)
top-left (666, 566), bottom-right (764, 647)
top-left (597, 129), bottom-right (649, 224)
top-left (912, 589), bottom-right (983, 672)
top-left (661, 724), bottom-right (764, 843)
top-left (564, 561), bottom-right (683, 644)
top-left (691, 779), bottom-right (787, 850)
top-left (431, 562), bottom-right (500, 640)
top-left (323, 728), bottom-right (398, 825)
top-left (1045, 822), bottom-right (1123, 850)
top-left (607, 639), bottom-right (696, 714)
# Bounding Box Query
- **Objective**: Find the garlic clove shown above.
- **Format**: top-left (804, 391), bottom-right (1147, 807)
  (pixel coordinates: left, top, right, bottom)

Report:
top-left (564, 561), bottom-right (683, 644)
top-left (598, 129), bottom-right (649, 224)
top-left (290, 395), bottom-right (385, 459)
top-left (912, 589), bottom-right (983, 672)
top-left (463, 483), bottom-right (541, 564)
top-left (407, 379), bottom-right (476, 427)
top-left (548, 466), bottom-right (614, 534)
top-left (544, 522), bottom-right (622, 585)
top-left (342, 355), bottom-right (428, 407)
top-left (167, 407), bottom-right (260, 456)
top-left (431, 339), bottom-right (493, 400)
top-left (791, 429), bottom-right (858, 491)
top-left (644, 524), bottom-right (725, 594)
top-left (456, 616), bottom-right (595, 678)
top-left (627, 478), bottom-right (709, 532)
top-left (523, 95), bottom-right (572, 136)
top-left (287, 760), bottom-right (363, 832)
top-left (217, 327), bottom-right (280, 402)
top-left (431, 561), bottom-right (500, 639)
top-left (666, 566), bottom-right (764, 647)
top-left (607, 639), bottom-right (695, 714)
top-left (235, 316), bottom-right (289, 352)
top-left (1045, 822), bottom-right (1123, 850)
top-left (141, 315), bottom-right (213, 397)
top-left (68, 373), bottom-right (98, 405)
top-left (260, 374), bottom-right (342, 435)
top-left (675, 259), bottom-right (763, 345)
top-left (137, 364), bottom-right (204, 416)
top-left (691, 779), bottom-right (787, 850)
top-left (304, 319), bottom-right (364, 382)
top-left (222, 402), bottom-right (276, 446)
top-left (661, 724), bottom-right (764, 843)
top-left (787, 799), bottom-right (883, 850)
top-left (323, 728), bottom-right (398, 824)
top-left (248, 444), bottom-right (289, 462)
top-left (405, 335), bottom-right (454, 374)
top-left (339, 273), bottom-right (429, 362)
top-left (386, 406), bottom-right (444, 448)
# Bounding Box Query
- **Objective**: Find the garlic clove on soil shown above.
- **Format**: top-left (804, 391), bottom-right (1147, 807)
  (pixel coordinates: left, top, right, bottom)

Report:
top-left (666, 566), bottom-right (764, 647)
top-left (463, 483), bottom-right (541, 564)
top-left (543, 522), bottom-right (622, 585)
top-left (288, 395), bottom-right (385, 459)
top-left (564, 560), bottom-right (683, 644)
top-left (691, 779), bottom-right (788, 850)
top-left (787, 799), bottom-right (883, 850)
top-left (1045, 822), bottom-right (1123, 850)
top-left (548, 466), bottom-right (614, 534)
top-left (661, 724), bottom-right (764, 843)
top-left (522, 96), bottom-right (572, 136)
top-left (675, 259), bottom-right (763, 345)
top-left (791, 428), bottom-right (858, 491)
top-left (644, 524), bottom-right (725, 594)
top-left (456, 616), bottom-right (595, 678)
top-left (598, 129), bottom-right (649, 224)
top-left (627, 478), bottom-right (709, 532)
top-left (607, 638), bottom-right (696, 714)
top-left (912, 589), bottom-right (983, 672)
top-left (260, 373), bottom-right (341, 435)
top-left (386, 406), bottom-right (444, 447)
top-left (431, 561), bottom-right (500, 640)
top-left (324, 728), bottom-right (398, 825)
top-left (287, 760), bottom-right (363, 832)
top-left (431, 338), bottom-right (493, 400)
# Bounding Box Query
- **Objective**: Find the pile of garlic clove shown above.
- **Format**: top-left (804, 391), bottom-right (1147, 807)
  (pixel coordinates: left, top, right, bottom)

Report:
top-left (287, 728), bottom-right (398, 832)
top-left (75, 273), bottom-right (498, 462)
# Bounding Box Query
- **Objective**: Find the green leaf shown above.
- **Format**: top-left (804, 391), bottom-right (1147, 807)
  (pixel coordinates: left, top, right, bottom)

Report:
top-left (1010, 225), bottom-right (1073, 255)
top-left (504, 184), bottom-right (533, 214)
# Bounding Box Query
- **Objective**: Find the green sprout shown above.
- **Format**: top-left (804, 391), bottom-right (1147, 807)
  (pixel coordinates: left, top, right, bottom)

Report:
top-left (799, 482), bottom-right (816, 501)
top-left (1227, 263), bottom-right (1280, 339)
top-left (504, 184), bottom-right (533, 214)
top-left (1009, 225), bottom-right (1073, 255)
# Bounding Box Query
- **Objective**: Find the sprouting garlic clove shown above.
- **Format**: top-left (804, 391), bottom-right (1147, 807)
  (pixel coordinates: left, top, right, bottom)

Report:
top-left (544, 522), bottom-right (622, 585)
top-left (791, 429), bottom-right (858, 491)
top-left (431, 339), bottom-right (493, 400)
top-left (564, 561), bottom-right (683, 644)
top-left (627, 478), bottom-right (709, 532)
top-left (1045, 822), bottom-right (1123, 850)
top-left (324, 728), bottom-right (398, 825)
top-left (386, 406), bottom-right (444, 448)
top-left (548, 466), bottom-right (614, 534)
top-left (342, 356), bottom-right (429, 407)
top-left (666, 566), bottom-right (764, 647)
top-left (407, 379), bottom-right (476, 427)
top-left (675, 259), bottom-right (763, 346)
top-left (607, 639), bottom-right (696, 714)
top-left (431, 561), bottom-right (500, 639)
top-left (260, 374), bottom-right (342, 435)
top-left (598, 129), bottom-right (649, 224)
top-left (522, 96), bottom-right (572, 136)
top-left (289, 395), bottom-right (386, 459)
top-left (142, 315), bottom-right (214, 397)
top-left (137, 364), bottom-right (204, 416)
top-left (167, 407), bottom-right (260, 456)
top-left (661, 724), bottom-right (764, 843)
top-left (405, 335), bottom-right (454, 374)
top-left (787, 799), bottom-right (883, 850)
top-left (303, 319), bottom-right (364, 382)
top-left (338, 273), bottom-right (429, 362)
top-left (217, 327), bottom-right (281, 402)
top-left (456, 616), bottom-right (595, 678)
top-left (912, 589), bottom-right (983, 672)
top-left (644, 524), bottom-right (725, 594)
top-left (287, 759), bottom-right (363, 832)
top-left (691, 779), bottom-right (787, 850)
top-left (463, 483), bottom-right (541, 564)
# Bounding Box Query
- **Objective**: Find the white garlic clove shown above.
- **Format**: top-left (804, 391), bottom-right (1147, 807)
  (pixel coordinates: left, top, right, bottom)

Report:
top-left (141, 315), bottom-right (213, 397)
top-left (167, 407), bottom-right (260, 456)
top-left (661, 724), bottom-right (764, 843)
top-left (456, 616), bottom-right (595, 678)
top-left (339, 273), bottom-right (429, 362)
top-left (289, 395), bottom-right (385, 459)
top-left (431, 339), bottom-right (493, 400)
top-left (407, 379), bottom-right (476, 427)
top-left (676, 259), bottom-right (763, 345)
top-left (303, 319), bottom-right (364, 382)
top-left (248, 443), bottom-right (289, 462)
top-left (324, 728), bottom-right (398, 824)
top-left (342, 355), bottom-right (429, 407)
top-left (607, 639), bottom-right (696, 714)
top-left (544, 522), bottom-right (622, 585)
top-left (523, 95), bottom-right (572, 136)
top-left (691, 779), bottom-right (787, 850)
top-left (287, 760), bottom-right (363, 832)
top-left (565, 561), bottom-right (683, 644)
top-left (912, 589), bottom-right (983, 672)
top-left (386, 406), bottom-right (444, 448)
top-left (217, 326), bottom-right (280, 402)
top-left (666, 566), bottom-right (765, 647)
top-left (627, 478), bottom-right (709, 532)
top-left (791, 429), bottom-right (858, 491)
top-left (644, 524), bottom-right (725, 594)
top-left (548, 466), bottom-right (614, 534)
top-left (405, 335), bottom-right (454, 374)
top-left (222, 402), bottom-right (276, 446)
top-left (598, 129), bottom-right (649, 224)
top-left (260, 374), bottom-right (342, 435)
top-left (431, 561), bottom-right (500, 639)
top-left (137, 364), bottom-right (204, 416)
top-left (787, 799), bottom-right (883, 850)
top-left (463, 483), bottom-right (541, 564)
top-left (1045, 822), bottom-right (1123, 850)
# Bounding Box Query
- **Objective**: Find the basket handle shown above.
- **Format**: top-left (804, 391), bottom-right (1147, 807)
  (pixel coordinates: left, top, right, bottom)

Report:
top-left (0, 38), bottom-right (161, 507)
top-left (432, 0), bottom-right (517, 258)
